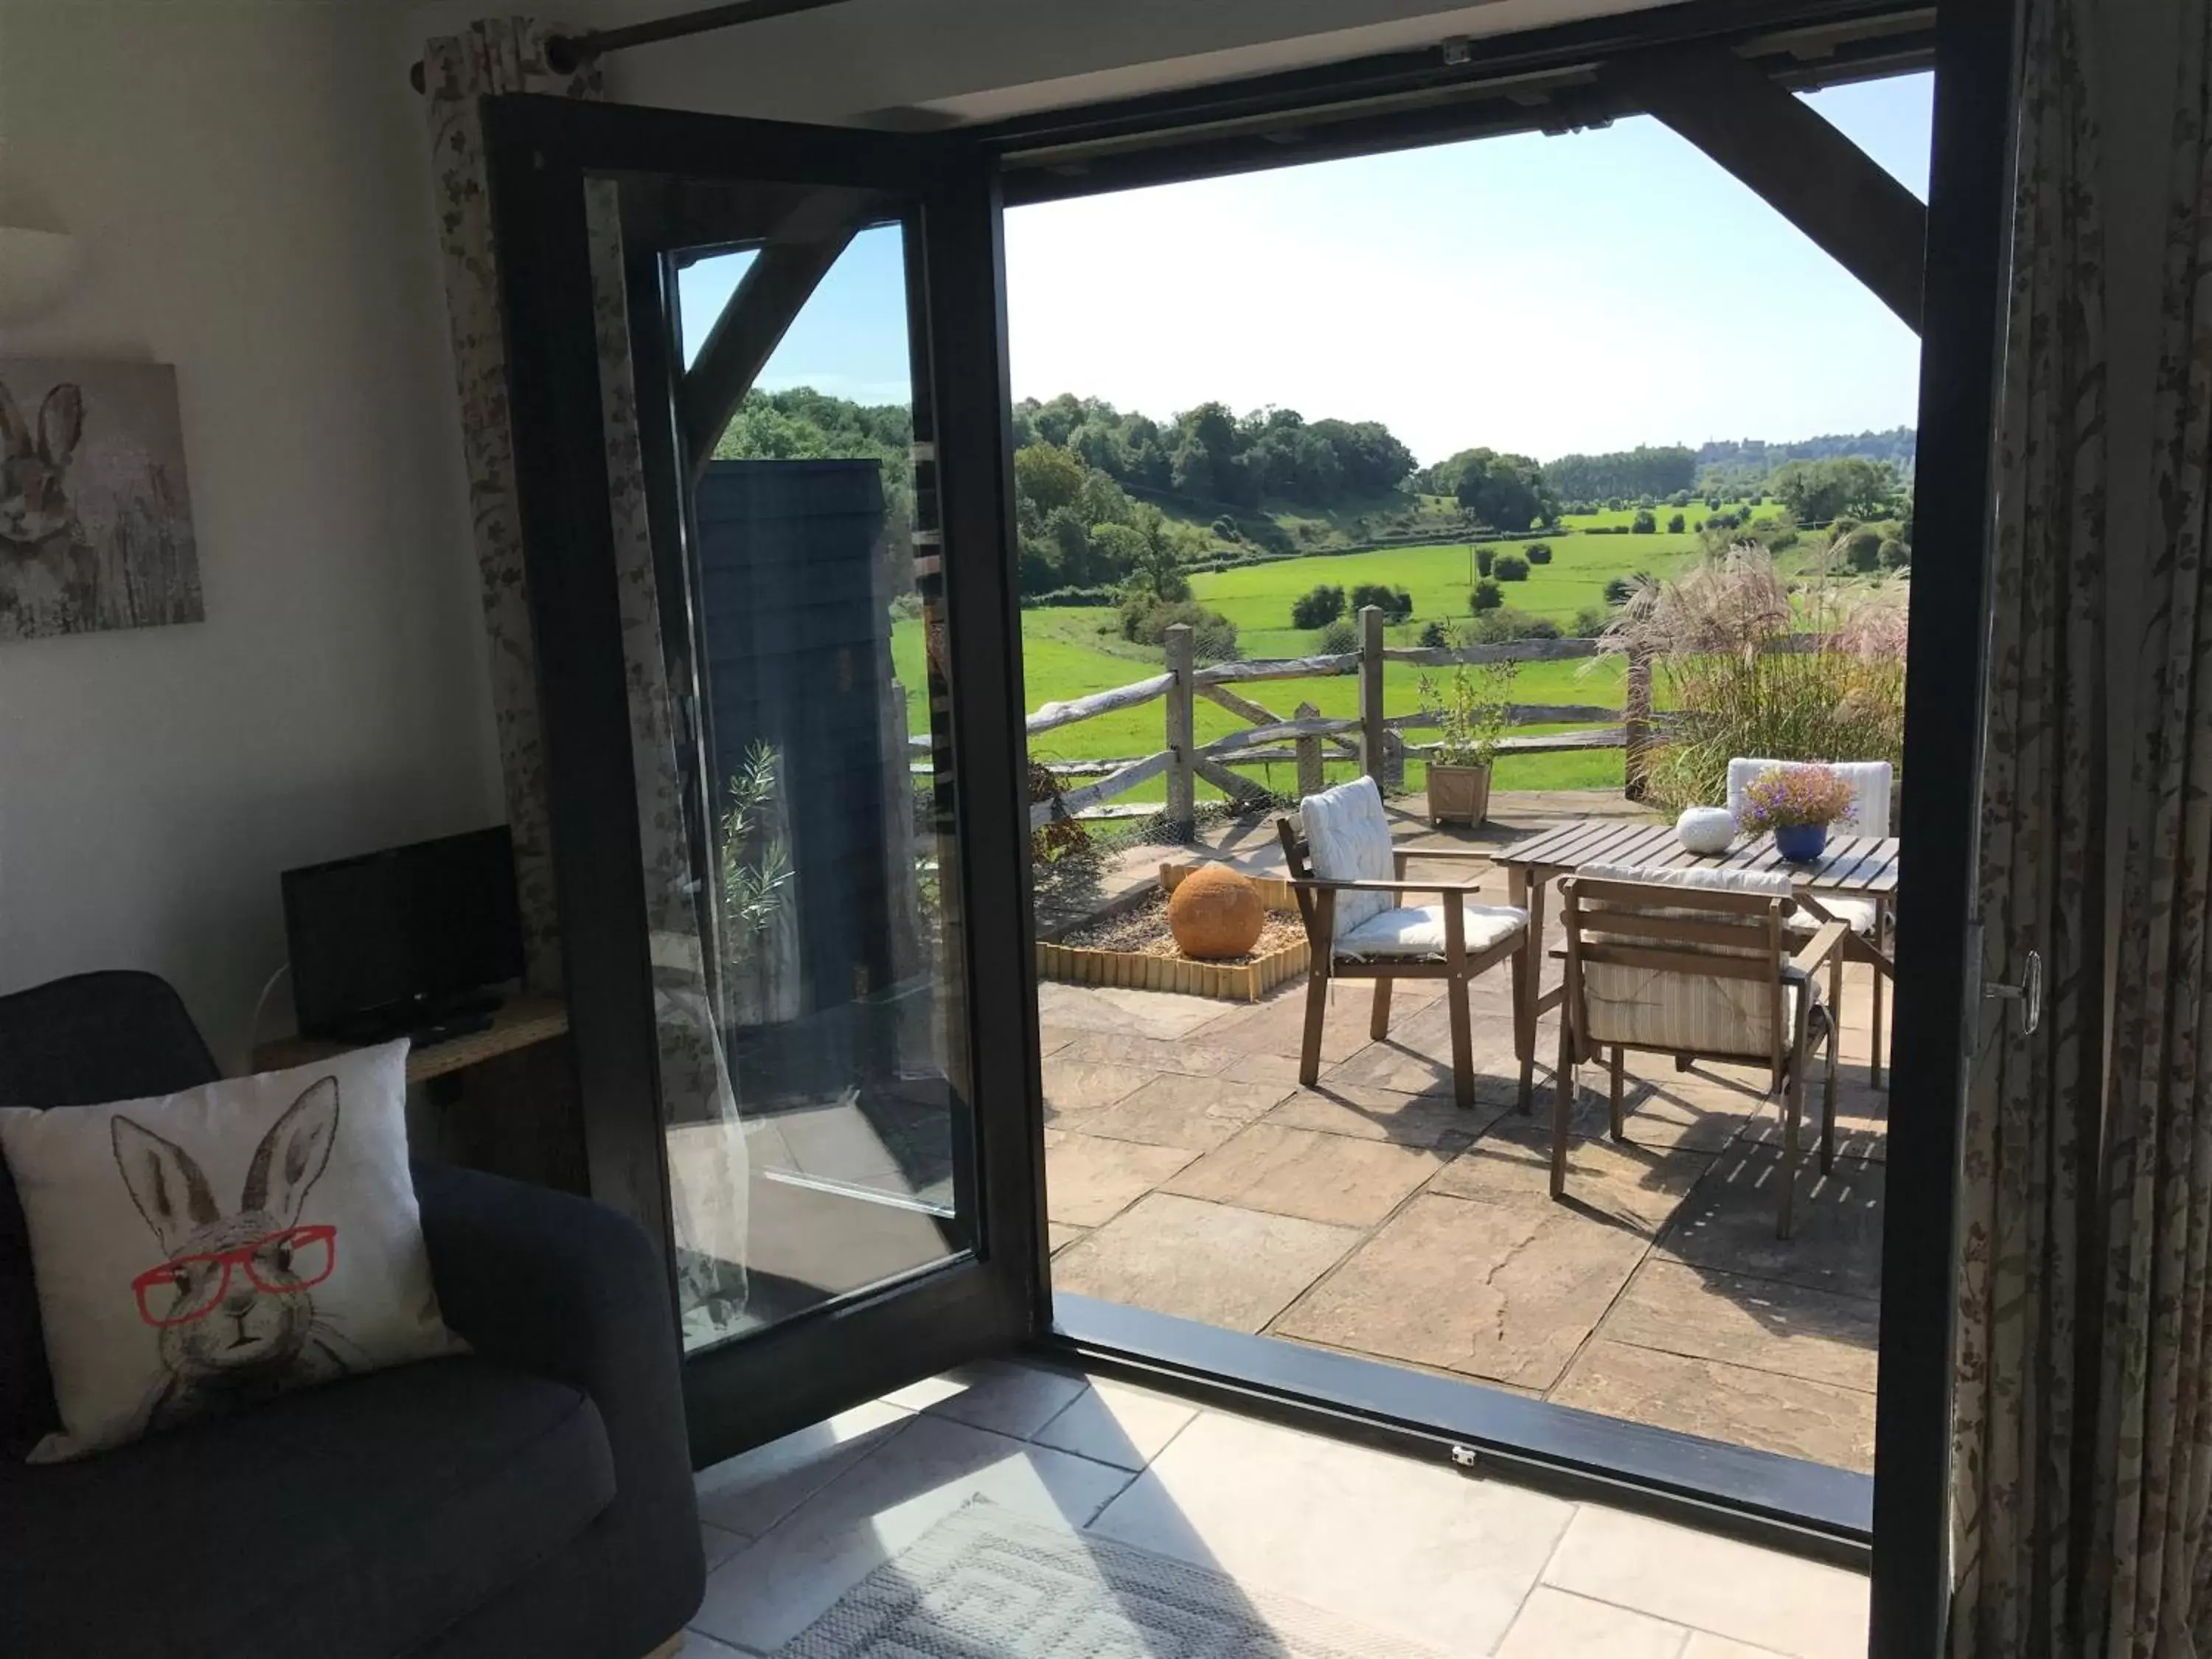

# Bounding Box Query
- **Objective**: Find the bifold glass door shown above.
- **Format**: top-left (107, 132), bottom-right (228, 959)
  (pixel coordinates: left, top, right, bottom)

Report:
top-left (485, 97), bottom-right (1043, 1461)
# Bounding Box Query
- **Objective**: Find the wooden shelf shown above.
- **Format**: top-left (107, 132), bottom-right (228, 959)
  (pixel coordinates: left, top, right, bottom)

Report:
top-left (253, 993), bottom-right (568, 1085)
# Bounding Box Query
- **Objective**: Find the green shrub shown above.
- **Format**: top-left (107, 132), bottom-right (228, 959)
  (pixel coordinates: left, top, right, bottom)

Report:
top-left (1526, 542), bottom-right (1554, 564)
top-left (1122, 597), bottom-right (1239, 661)
top-left (1475, 546), bottom-right (1495, 577)
top-left (1471, 578), bottom-right (1503, 613)
top-left (1879, 537), bottom-right (1911, 569)
top-left (1571, 604), bottom-right (1613, 638)
top-left (1840, 527), bottom-right (1884, 572)
top-left (1419, 619), bottom-right (1451, 648)
top-left (1631, 509), bottom-right (1658, 534)
top-left (1210, 515), bottom-right (1241, 541)
top-left (1493, 553), bottom-right (1531, 582)
top-left (1319, 618), bottom-right (1359, 654)
top-left (1290, 584), bottom-right (1346, 629)
top-left (1349, 582), bottom-right (1413, 622)
top-left (1604, 571), bottom-right (1655, 606)
top-left (1666, 512), bottom-right (1686, 533)
top-left (1468, 606), bottom-right (1560, 644)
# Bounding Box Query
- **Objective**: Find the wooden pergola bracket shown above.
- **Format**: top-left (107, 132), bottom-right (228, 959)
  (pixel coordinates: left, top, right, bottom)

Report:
top-left (1606, 44), bottom-right (1927, 333)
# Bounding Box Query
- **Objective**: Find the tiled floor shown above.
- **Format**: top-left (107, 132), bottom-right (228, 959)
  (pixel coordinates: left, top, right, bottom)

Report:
top-left (685, 1357), bottom-right (1869, 1659)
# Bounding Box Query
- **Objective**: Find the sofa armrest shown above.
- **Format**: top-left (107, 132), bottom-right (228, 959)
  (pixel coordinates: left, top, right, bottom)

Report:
top-left (411, 1161), bottom-right (698, 1533)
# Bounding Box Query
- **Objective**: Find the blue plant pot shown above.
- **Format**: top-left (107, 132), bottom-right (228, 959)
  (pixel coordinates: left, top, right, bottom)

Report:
top-left (1773, 822), bottom-right (1828, 862)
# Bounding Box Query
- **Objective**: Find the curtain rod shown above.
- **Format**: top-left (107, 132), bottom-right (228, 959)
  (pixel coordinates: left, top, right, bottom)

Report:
top-left (410, 0), bottom-right (858, 93)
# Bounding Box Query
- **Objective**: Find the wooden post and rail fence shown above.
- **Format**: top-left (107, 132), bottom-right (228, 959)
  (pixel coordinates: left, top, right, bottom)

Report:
top-left (910, 602), bottom-right (1665, 836)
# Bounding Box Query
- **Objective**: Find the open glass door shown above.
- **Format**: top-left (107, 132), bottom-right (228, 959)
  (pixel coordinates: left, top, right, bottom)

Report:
top-left (484, 97), bottom-right (1044, 1464)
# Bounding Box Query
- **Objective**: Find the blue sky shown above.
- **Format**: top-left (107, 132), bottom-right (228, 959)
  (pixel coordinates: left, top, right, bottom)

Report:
top-left (678, 72), bottom-right (1930, 465)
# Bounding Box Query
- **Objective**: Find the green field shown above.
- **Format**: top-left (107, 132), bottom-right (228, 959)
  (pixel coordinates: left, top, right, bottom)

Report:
top-left (883, 505), bottom-right (1762, 804)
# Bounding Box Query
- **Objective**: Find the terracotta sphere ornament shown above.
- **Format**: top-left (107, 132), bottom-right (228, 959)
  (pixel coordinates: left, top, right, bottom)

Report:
top-left (1167, 865), bottom-right (1265, 958)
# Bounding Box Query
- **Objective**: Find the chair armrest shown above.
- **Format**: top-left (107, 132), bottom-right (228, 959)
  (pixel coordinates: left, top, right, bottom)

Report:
top-left (1394, 847), bottom-right (1495, 863)
top-left (1788, 921), bottom-right (1851, 978)
top-left (411, 1161), bottom-right (696, 1531)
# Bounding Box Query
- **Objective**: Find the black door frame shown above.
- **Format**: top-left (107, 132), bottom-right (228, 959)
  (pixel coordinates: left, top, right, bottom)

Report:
top-left (483, 94), bottom-right (1049, 1465)
top-left (957, 0), bottom-right (2014, 1643)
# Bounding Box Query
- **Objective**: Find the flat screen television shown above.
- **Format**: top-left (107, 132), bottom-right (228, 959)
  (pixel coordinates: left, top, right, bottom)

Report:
top-left (282, 826), bottom-right (524, 1040)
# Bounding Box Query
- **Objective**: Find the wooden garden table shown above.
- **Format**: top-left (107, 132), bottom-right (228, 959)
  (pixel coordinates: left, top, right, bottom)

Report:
top-left (1491, 818), bottom-right (1902, 1097)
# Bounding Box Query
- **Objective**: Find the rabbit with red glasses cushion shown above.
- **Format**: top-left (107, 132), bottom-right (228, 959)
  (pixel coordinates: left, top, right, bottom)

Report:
top-left (0, 375), bottom-right (98, 631)
top-left (0, 1037), bottom-right (462, 1461)
top-left (114, 1076), bottom-right (366, 1434)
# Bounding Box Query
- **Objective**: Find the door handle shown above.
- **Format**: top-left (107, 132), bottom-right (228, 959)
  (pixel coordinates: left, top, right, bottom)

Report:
top-left (1983, 948), bottom-right (2042, 1036)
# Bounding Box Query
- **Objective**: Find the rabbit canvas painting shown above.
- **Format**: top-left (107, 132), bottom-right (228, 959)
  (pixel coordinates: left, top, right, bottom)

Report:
top-left (0, 358), bottom-right (203, 641)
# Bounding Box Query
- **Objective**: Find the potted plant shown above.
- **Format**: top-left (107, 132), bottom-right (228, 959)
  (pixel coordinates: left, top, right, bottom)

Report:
top-left (1736, 762), bottom-right (1857, 860)
top-left (1419, 655), bottom-right (1517, 826)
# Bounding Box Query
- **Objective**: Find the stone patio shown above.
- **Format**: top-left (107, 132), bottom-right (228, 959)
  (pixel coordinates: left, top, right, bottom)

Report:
top-left (1040, 807), bottom-right (1889, 1475)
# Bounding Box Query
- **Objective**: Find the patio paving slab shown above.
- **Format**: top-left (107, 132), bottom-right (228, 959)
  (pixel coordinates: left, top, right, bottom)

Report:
top-left (1430, 1119), bottom-right (1714, 1237)
top-left (1035, 981), bottom-right (1228, 1040)
top-left (1551, 1338), bottom-right (1876, 1472)
top-left (1051, 1192), bottom-right (1363, 1330)
top-left (1187, 990), bottom-right (1377, 1067)
top-left (1042, 1130), bottom-right (1197, 1228)
top-left (1596, 1259), bottom-right (1880, 1392)
top-left (1039, 1057), bottom-right (1153, 1119)
top-left (1048, 1030), bottom-right (1243, 1076)
top-left (1271, 1192), bottom-right (1648, 1390)
top-left (1320, 1000), bottom-right (1526, 1099)
top-left (1163, 1123), bottom-right (1452, 1228)
top-left (1074, 1072), bottom-right (1297, 1153)
top-left (1047, 1223), bottom-right (1086, 1253)
top-left (1262, 1082), bottom-right (1506, 1150)
top-left (1660, 1143), bottom-right (1886, 1300)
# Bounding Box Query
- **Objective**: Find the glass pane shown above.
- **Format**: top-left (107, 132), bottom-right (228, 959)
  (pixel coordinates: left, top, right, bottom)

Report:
top-left (592, 176), bottom-right (970, 1355)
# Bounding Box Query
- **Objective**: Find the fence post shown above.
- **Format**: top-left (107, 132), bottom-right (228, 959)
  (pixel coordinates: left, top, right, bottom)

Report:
top-left (1294, 700), bottom-right (1324, 798)
top-left (1359, 604), bottom-right (1386, 785)
top-left (1164, 623), bottom-right (1195, 839)
top-left (1624, 644), bottom-right (1653, 801)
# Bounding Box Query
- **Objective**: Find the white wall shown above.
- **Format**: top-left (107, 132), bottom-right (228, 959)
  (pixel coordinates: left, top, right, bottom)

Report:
top-left (0, 1), bottom-right (501, 1067)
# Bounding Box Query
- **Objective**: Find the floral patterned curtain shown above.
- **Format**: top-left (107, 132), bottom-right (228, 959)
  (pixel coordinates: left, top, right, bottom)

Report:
top-left (424, 19), bottom-right (748, 1329)
top-left (1949, 0), bottom-right (2108, 1649)
top-left (2089, 0), bottom-right (2212, 1646)
top-left (422, 20), bottom-right (599, 991)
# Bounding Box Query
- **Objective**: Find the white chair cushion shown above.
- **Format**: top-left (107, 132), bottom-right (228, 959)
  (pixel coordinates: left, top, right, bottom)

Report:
top-left (1299, 776), bottom-right (1397, 942)
top-left (1338, 902), bottom-right (1528, 960)
top-left (1727, 758), bottom-right (1893, 835)
top-left (1579, 863), bottom-right (1795, 900)
top-left (1791, 894), bottom-right (1882, 937)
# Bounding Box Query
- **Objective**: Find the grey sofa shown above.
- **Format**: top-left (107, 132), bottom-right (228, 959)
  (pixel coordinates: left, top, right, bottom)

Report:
top-left (0, 970), bottom-right (705, 1659)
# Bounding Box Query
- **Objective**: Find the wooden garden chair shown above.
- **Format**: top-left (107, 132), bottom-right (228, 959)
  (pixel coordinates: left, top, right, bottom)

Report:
top-left (1554, 865), bottom-right (1847, 1238)
top-left (1276, 776), bottom-right (1530, 1110)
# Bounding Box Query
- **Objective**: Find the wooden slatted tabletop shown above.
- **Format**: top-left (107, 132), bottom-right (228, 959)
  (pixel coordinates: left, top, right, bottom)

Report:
top-left (1492, 819), bottom-right (1901, 894)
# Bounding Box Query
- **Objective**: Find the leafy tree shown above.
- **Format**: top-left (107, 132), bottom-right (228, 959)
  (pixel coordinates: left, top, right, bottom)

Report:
top-left (1772, 457), bottom-right (1905, 524)
top-left (1475, 546), bottom-right (1495, 577)
top-left (1540, 445), bottom-right (1697, 503)
top-left (1445, 449), bottom-right (1558, 531)
top-left (1014, 442), bottom-right (1088, 514)
top-left (1121, 597), bottom-right (1238, 661)
top-left (1526, 542), bottom-right (1553, 564)
top-left (1086, 521), bottom-right (1149, 582)
top-left (1631, 509), bottom-right (1658, 535)
top-left (1350, 582), bottom-right (1413, 622)
top-left (1666, 512), bottom-right (1686, 533)
top-left (1493, 553), bottom-right (1531, 582)
top-left (1290, 584), bottom-right (1346, 629)
top-left (1470, 578), bottom-right (1504, 613)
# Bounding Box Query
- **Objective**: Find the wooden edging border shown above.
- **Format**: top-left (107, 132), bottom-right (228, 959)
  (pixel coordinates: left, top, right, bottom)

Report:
top-left (1034, 864), bottom-right (1310, 1003)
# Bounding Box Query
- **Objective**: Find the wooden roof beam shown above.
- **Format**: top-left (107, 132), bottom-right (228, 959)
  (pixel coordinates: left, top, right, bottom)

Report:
top-left (1605, 44), bottom-right (1927, 333)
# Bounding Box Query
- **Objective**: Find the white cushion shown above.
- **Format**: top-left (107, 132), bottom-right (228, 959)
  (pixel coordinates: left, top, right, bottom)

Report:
top-left (0, 1040), bottom-right (464, 1461)
top-left (1579, 863), bottom-right (1795, 900)
top-left (1792, 894), bottom-right (1882, 937)
top-left (1299, 775), bottom-right (1397, 942)
top-left (1338, 902), bottom-right (1529, 959)
top-left (1728, 758), bottom-right (1892, 835)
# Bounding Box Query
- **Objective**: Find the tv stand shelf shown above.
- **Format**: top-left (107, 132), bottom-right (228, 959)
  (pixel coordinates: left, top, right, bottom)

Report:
top-left (254, 993), bottom-right (569, 1084)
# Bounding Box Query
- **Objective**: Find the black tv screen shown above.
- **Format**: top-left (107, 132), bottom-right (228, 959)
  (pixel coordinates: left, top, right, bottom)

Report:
top-left (282, 827), bottom-right (524, 1037)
